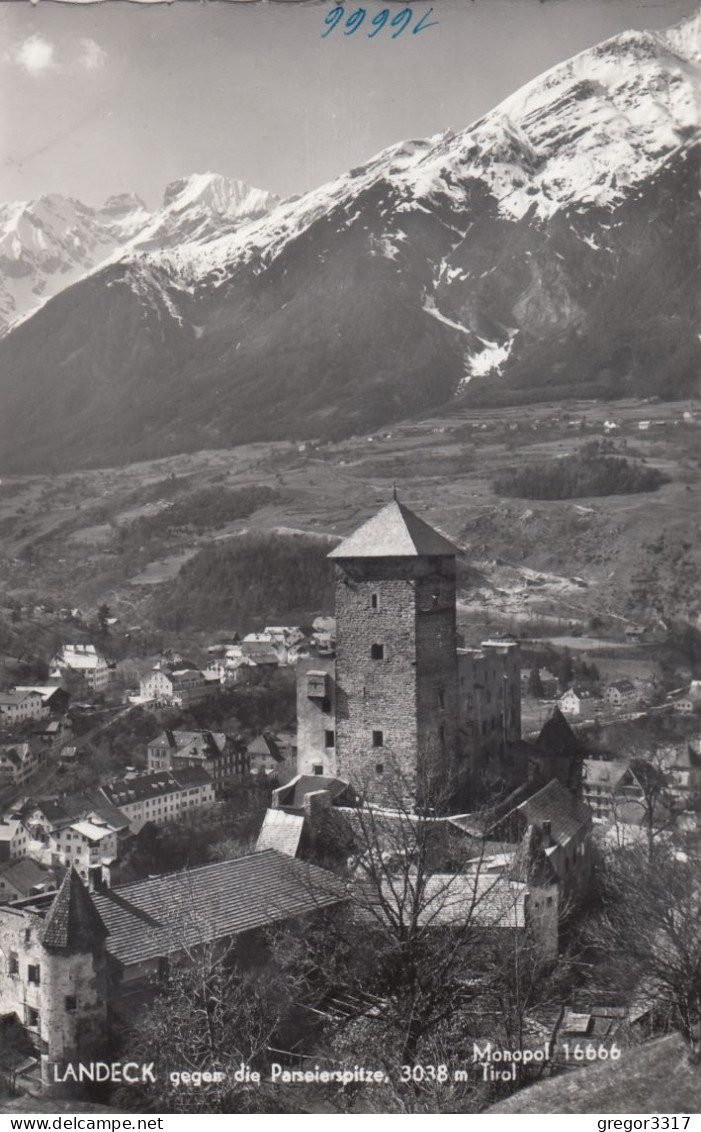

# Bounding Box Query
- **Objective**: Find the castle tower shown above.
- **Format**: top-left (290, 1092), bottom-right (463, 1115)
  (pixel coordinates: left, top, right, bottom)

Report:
top-left (328, 499), bottom-right (460, 801)
top-left (39, 868), bottom-right (109, 1091)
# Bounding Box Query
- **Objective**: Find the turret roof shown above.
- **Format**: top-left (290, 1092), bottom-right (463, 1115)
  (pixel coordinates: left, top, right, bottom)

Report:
top-left (328, 500), bottom-right (459, 559)
top-left (41, 866), bottom-right (108, 951)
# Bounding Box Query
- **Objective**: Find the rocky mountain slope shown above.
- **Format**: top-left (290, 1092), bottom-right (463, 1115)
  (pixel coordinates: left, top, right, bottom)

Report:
top-left (0, 16), bottom-right (698, 473)
top-left (0, 173), bottom-right (278, 333)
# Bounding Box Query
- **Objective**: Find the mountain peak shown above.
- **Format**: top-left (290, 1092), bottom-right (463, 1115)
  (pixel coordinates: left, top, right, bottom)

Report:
top-left (101, 191), bottom-right (149, 218)
top-left (664, 9), bottom-right (701, 64)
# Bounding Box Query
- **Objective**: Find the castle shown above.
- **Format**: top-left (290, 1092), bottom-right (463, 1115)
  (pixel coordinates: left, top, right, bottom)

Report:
top-left (296, 499), bottom-right (522, 802)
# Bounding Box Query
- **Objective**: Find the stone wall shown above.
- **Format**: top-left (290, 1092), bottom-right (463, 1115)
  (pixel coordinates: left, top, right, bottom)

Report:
top-left (334, 556), bottom-right (458, 797)
top-left (296, 656), bottom-right (337, 776)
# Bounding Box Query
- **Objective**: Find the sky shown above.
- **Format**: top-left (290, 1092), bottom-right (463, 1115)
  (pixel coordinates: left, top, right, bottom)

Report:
top-left (0, 0), bottom-right (698, 208)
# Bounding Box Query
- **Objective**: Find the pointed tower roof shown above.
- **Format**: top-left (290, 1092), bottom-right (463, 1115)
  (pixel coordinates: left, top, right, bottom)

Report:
top-left (328, 500), bottom-right (459, 559)
top-left (41, 867), bottom-right (108, 952)
top-left (537, 706), bottom-right (583, 759)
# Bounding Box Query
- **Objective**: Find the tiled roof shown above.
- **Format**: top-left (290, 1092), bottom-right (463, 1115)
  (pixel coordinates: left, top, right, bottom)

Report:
top-left (582, 759), bottom-right (632, 789)
top-left (363, 871), bottom-right (526, 931)
top-left (41, 867), bottom-right (108, 951)
top-left (247, 734), bottom-right (282, 761)
top-left (91, 850), bottom-right (346, 967)
top-left (32, 792), bottom-right (129, 832)
top-left (0, 691), bottom-right (39, 706)
top-left (328, 500), bottom-right (459, 559)
top-left (1, 858), bottom-right (51, 895)
top-left (517, 779), bottom-right (591, 845)
top-left (256, 809), bottom-right (304, 857)
top-left (151, 730), bottom-right (227, 756)
top-left (101, 768), bottom-right (212, 806)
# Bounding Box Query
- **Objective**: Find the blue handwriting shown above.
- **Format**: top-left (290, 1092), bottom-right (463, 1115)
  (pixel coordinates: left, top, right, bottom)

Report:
top-left (322, 6), bottom-right (438, 39)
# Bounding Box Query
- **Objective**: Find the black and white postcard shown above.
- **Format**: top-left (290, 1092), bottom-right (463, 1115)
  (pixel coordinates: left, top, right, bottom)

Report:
top-left (0, 0), bottom-right (698, 1119)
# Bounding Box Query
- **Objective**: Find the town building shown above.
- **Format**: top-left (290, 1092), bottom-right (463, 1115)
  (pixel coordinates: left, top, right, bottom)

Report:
top-left (0, 859), bottom-right (57, 904)
top-left (247, 733), bottom-right (295, 783)
top-left (0, 690), bottom-right (47, 727)
top-left (581, 759), bottom-right (647, 824)
top-left (48, 817), bottom-right (119, 884)
top-left (297, 499), bottom-right (521, 803)
top-left (50, 645), bottom-right (110, 692)
top-left (0, 741), bottom-right (43, 787)
top-left (99, 768), bottom-right (216, 833)
top-left (13, 685), bottom-right (71, 716)
top-left (139, 666), bottom-right (210, 708)
top-left (0, 817), bottom-right (30, 864)
top-left (147, 729), bottom-right (247, 783)
top-left (604, 680), bottom-right (638, 709)
top-left (558, 688), bottom-right (583, 716)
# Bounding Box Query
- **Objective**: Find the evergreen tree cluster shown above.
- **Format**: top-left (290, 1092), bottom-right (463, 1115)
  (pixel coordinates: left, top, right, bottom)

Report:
top-left (151, 533), bottom-right (335, 632)
top-left (493, 442), bottom-right (667, 500)
top-left (116, 485), bottom-right (278, 546)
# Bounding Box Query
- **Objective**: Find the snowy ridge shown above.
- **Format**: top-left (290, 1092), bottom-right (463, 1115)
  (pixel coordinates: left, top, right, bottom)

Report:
top-left (112, 14), bottom-right (700, 295)
top-left (0, 173), bottom-right (277, 333)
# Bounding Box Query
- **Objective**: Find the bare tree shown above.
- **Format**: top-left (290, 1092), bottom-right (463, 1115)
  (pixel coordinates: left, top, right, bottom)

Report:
top-left (595, 842), bottom-right (701, 1062)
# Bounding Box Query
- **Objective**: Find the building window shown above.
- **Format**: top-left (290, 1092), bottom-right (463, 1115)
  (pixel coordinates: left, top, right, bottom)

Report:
top-left (28, 964), bottom-right (40, 985)
top-left (26, 1007), bottom-right (39, 1029)
top-left (372, 730), bottom-right (384, 748)
top-left (8, 952), bottom-right (18, 976)
top-left (312, 764), bottom-right (324, 776)
top-left (371, 593), bottom-right (379, 610)
top-left (375, 763), bottom-right (384, 776)
top-left (371, 644), bottom-right (385, 660)
top-left (321, 696), bottom-right (331, 714)
top-left (439, 725), bottom-right (445, 743)
top-left (325, 730), bottom-right (335, 748)
top-left (65, 995), bottom-right (77, 1012)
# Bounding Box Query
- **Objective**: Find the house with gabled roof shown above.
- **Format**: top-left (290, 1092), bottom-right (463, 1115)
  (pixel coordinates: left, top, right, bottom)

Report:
top-left (604, 679), bottom-right (638, 708)
top-left (0, 858), bottom-right (58, 904)
top-left (582, 759), bottom-right (647, 824)
top-left (99, 768), bottom-right (215, 833)
top-left (146, 728), bottom-right (247, 783)
top-left (0, 690), bottom-right (47, 726)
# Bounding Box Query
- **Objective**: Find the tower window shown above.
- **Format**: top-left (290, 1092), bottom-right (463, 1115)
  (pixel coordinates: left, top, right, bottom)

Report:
top-left (312, 764), bottom-right (324, 776)
top-left (371, 644), bottom-right (385, 660)
top-left (439, 725), bottom-right (445, 743)
top-left (325, 730), bottom-right (335, 748)
top-left (27, 964), bottom-right (40, 985)
top-left (371, 593), bottom-right (379, 610)
top-left (321, 696), bottom-right (331, 714)
top-left (372, 730), bottom-right (384, 748)
top-left (65, 995), bottom-right (77, 1012)
top-left (438, 689), bottom-right (445, 709)
top-left (375, 763), bottom-right (384, 776)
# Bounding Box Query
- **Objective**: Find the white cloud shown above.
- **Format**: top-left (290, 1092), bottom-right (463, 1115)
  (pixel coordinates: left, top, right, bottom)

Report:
top-left (14, 35), bottom-right (56, 76)
top-left (79, 38), bottom-right (107, 72)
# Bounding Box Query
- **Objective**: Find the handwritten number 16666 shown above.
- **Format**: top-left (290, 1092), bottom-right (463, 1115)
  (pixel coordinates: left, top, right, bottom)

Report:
top-left (322, 6), bottom-right (438, 39)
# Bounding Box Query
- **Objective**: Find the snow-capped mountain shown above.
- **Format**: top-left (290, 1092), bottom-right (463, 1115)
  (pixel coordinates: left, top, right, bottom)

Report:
top-left (0, 16), bottom-right (698, 473)
top-left (0, 174), bottom-right (278, 333)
